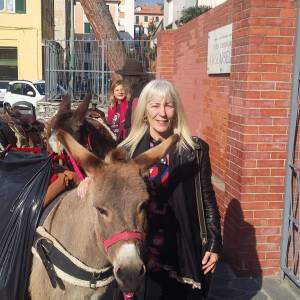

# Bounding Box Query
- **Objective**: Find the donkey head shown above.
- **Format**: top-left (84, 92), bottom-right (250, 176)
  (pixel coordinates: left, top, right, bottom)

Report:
top-left (57, 129), bottom-right (179, 293)
top-left (47, 94), bottom-right (91, 153)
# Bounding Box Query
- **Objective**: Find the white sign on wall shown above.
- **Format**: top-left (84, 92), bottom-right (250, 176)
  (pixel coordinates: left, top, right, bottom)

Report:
top-left (207, 24), bottom-right (233, 74)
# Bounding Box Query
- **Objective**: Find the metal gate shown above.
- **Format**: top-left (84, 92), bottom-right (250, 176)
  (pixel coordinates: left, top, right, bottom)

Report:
top-left (44, 38), bottom-right (156, 105)
top-left (281, 0), bottom-right (300, 287)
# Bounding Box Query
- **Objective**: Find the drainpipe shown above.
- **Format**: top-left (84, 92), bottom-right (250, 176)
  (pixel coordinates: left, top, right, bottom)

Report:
top-left (69, 0), bottom-right (75, 97)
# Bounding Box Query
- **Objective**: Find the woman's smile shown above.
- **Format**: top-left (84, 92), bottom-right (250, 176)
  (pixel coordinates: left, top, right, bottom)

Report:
top-left (146, 97), bottom-right (175, 140)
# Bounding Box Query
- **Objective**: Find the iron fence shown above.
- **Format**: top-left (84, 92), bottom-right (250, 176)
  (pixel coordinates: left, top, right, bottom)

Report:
top-left (281, 0), bottom-right (300, 288)
top-left (44, 38), bottom-right (156, 105)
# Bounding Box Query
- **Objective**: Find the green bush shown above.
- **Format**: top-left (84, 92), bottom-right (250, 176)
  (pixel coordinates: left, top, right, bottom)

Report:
top-left (177, 5), bottom-right (211, 26)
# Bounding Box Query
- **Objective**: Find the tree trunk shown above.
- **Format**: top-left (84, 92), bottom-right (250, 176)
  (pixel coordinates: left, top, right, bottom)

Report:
top-left (79, 0), bottom-right (126, 72)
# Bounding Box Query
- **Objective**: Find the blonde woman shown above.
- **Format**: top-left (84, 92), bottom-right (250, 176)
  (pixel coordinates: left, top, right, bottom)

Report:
top-left (119, 80), bottom-right (222, 299)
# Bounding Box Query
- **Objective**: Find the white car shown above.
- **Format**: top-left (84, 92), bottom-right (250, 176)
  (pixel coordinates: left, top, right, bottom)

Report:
top-left (3, 80), bottom-right (45, 109)
top-left (0, 81), bottom-right (8, 107)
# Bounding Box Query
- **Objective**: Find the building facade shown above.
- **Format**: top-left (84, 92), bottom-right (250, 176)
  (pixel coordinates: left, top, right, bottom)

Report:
top-left (135, 4), bottom-right (163, 36)
top-left (0, 0), bottom-right (54, 82)
top-left (164, 0), bottom-right (226, 29)
top-left (75, 0), bottom-right (120, 35)
top-left (74, 0), bottom-right (134, 39)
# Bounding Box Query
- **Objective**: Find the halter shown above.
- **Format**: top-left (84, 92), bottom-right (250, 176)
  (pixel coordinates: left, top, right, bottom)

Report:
top-left (98, 230), bottom-right (145, 300)
top-left (98, 231), bottom-right (145, 254)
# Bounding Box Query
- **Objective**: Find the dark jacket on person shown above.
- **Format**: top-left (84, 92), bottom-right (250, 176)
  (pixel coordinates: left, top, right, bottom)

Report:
top-left (132, 132), bottom-right (222, 297)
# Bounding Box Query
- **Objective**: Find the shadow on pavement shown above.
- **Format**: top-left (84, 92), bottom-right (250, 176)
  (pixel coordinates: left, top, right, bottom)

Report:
top-left (208, 198), bottom-right (263, 300)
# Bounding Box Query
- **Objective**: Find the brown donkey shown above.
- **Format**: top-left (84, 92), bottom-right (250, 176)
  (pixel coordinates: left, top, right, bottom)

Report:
top-left (47, 95), bottom-right (116, 159)
top-left (29, 129), bottom-right (179, 300)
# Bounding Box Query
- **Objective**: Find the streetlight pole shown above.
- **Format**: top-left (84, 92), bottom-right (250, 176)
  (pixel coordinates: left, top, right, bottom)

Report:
top-left (69, 0), bottom-right (75, 98)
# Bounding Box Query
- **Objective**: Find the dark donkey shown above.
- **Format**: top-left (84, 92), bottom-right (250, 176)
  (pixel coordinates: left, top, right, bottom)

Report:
top-left (0, 108), bottom-right (45, 149)
top-left (47, 95), bottom-right (116, 159)
top-left (29, 129), bottom-right (179, 299)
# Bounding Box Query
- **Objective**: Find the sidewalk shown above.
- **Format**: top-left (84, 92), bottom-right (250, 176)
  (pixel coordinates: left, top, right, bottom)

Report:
top-left (209, 262), bottom-right (300, 300)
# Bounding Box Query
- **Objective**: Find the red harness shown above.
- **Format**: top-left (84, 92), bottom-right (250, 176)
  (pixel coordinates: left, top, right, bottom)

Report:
top-left (98, 231), bottom-right (145, 254)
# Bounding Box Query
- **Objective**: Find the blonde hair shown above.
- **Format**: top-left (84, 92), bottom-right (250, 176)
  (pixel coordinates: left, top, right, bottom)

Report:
top-left (119, 79), bottom-right (196, 156)
top-left (109, 80), bottom-right (126, 103)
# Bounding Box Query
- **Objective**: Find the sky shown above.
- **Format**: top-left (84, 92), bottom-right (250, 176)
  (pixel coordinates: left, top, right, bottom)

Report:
top-left (135, 0), bottom-right (163, 5)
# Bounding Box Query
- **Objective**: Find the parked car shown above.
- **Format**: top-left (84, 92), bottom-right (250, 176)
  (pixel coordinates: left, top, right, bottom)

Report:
top-left (0, 81), bottom-right (9, 107)
top-left (3, 80), bottom-right (45, 109)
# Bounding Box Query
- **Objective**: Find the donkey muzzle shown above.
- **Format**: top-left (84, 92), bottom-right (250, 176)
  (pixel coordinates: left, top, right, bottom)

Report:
top-left (114, 262), bottom-right (146, 292)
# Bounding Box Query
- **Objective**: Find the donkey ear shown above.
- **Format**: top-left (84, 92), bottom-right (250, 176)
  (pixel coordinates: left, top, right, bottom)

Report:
top-left (56, 129), bottom-right (103, 176)
top-left (60, 95), bottom-right (71, 111)
top-left (74, 94), bottom-right (91, 121)
top-left (134, 134), bottom-right (179, 172)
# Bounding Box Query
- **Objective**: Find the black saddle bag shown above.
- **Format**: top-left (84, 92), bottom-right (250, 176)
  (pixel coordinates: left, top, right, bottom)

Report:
top-left (0, 151), bottom-right (52, 300)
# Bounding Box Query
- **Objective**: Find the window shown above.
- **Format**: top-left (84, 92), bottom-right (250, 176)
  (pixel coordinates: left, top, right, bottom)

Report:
top-left (156, 16), bottom-right (159, 22)
top-left (0, 0), bottom-right (14, 12)
top-left (84, 22), bottom-right (91, 34)
top-left (0, 47), bottom-right (18, 81)
top-left (84, 42), bottom-right (91, 53)
top-left (135, 15), bottom-right (139, 24)
top-left (0, 0), bottom-right (26, 13)
top-left (22, 83), bottom-right (35, 97)
top-left (34, 82), bottom-right (45, 95)
top-left (144, 16), bottom-right (148, 22)
top-left (11, 83), bottom-right (22, 94)
top-left (15, 0), bottom-right (25, 13)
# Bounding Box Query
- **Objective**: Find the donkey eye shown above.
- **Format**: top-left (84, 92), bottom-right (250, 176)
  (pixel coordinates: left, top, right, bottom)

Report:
top-left (97, 207), bottom-right (108, 217)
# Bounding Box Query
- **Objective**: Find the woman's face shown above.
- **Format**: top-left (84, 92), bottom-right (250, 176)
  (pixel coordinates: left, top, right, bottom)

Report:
top-left (146, 96), bottom-right (175, 140)
top-left (113, 84), bottom-right (126, 102)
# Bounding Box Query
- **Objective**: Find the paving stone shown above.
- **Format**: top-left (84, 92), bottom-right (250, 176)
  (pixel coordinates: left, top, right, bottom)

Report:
top-left (230, 277), bottom-right (261, 292)
top-left (282, 277), bottom-right (300, 298)
top-left (237, 291), bottom-right (269, 300)
top-left (209, 262), bottom-right (300, 300)
top-left (209, 287), bottom-right (246, 299)
top-left (261, 278), bottom-right (298, 300)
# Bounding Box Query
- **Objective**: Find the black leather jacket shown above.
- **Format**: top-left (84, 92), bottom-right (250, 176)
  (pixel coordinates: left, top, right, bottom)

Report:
top-left (187, 136), bottom-right (222, 254)
top-left (132, 133), bottom-right (222, 291)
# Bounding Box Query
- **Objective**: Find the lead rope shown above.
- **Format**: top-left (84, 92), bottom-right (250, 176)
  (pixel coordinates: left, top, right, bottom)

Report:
top-left (68, 153), bottom-right (85, 181)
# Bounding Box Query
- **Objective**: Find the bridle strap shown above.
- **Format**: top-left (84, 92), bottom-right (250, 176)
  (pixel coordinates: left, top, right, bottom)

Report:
top-left (68, 153), bottom-right (86, 181)
top-left (99, 231), bottom-right (145, 253)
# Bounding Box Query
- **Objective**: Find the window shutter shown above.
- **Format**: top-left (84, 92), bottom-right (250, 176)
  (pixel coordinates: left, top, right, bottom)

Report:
top-left (15, 0), bottom-right (26, 13)
top-left (84, 22), bottom-right (91, 33)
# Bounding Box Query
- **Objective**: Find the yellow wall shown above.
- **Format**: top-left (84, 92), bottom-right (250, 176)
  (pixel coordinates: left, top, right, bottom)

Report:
top-left (0, 0), bottom-right (43, 80)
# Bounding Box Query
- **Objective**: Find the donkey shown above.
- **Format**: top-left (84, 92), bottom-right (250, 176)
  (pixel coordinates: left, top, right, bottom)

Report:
top-left (29, 129), bottom-right (179, 299)
top-left (47, 95), bottom-right (116, 159)
top-left (0, 109), bottom-right (45, 149)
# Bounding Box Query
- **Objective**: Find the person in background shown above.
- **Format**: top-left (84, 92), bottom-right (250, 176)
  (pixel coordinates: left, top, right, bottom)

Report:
top-left (106, 80), bottom-right (128, 142)
top-left (119, 79), bottom-right (222, 300)
top-left (115, 58), bottom-right (151, 136)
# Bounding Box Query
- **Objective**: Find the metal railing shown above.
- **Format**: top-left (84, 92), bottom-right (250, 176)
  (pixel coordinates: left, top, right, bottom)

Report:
top-left (281, 0), bottom-right (300, 288)
top-left (44, 38), bottom-right (156, 105)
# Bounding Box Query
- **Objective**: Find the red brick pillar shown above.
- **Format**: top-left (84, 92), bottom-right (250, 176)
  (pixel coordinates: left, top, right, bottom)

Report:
top-left (224, 0), bottom-right (297, 276)
top-left (156, 31), bottom-right (175, 81)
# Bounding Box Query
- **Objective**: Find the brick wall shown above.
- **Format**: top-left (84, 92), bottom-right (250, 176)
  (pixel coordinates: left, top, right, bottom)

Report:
top-left (157, 0), bottom-right (297, 276)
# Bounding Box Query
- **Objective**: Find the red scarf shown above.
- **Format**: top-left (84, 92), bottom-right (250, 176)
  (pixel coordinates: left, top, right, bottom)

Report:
top-left (107, 100), bottom-right (128, 141)
top-left (107, 100), bottom-right (128, 124)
